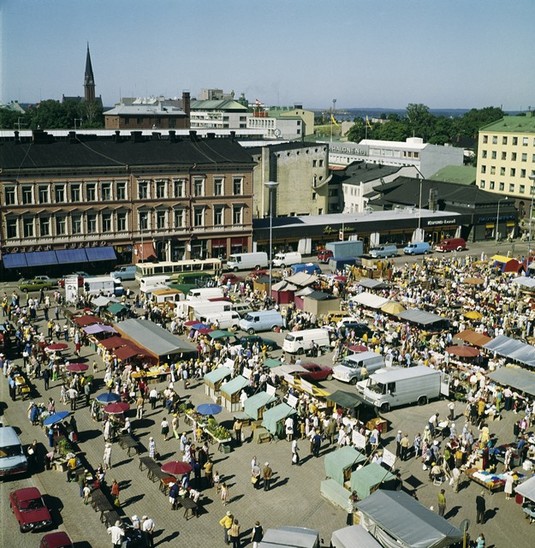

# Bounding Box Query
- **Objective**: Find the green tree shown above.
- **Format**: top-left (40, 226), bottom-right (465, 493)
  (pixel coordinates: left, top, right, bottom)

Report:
top-left (0, 108), bottom-right (27, 129)
top-left (373, 120), bottom-right (408, 141)
top-left (346, 118), bottom-right (366, 142)
top-left (406, 103), bottom-right (435, 141)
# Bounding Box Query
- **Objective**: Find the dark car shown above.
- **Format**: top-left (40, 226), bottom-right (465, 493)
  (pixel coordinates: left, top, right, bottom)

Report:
top-left (317, 249), bottom-right (334, 263)
top-left (40, 531), bottom-right (73, 548)
top-left (10, 487), bottom-right (53, 533)
top-left (293, 362), bottom-right (333, 382)
top-left (233, 334), bottom-right (279, 351)
top-left (337, 320), bottom-right (372, 339)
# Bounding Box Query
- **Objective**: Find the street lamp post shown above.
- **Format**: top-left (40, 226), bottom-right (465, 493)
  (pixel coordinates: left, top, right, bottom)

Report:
top-left (495, 197), bottom-right (509, 243)
top-left (264, 180), bottom-right (279, 297)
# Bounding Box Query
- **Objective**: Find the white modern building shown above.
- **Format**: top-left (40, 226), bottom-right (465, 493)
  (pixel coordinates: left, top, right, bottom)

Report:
top-left (328, 137), bottom-right (464, 178)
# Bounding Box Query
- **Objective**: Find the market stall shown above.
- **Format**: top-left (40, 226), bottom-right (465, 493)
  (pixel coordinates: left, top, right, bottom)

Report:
top-left (515, 475), bottom-right (535, 522)
top-left (350, 463), bottom-right (397, 499)
top-left (243, 391), bottom-right (277, 421)
top-left (357, 490), bottom-right (462, 548)
top-left (220, 375), bottom-right (249, 412)
top-left (203, 367), bottom-right (232, 402)
top-left (325, 446), bottom-right (367, 486)
top-left (261, 402), bottom-right (296, 438)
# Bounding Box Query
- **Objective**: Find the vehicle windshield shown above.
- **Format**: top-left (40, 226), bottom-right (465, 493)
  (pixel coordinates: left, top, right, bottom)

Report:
top-left (243, 314), bottom-right (254, 321)
top-left (0, 445), bottom-right (22, 458)
top-left (367, 380), bottom-right (385, 394)
top-left (20, 498), bottom-right (44, 511)
top-left (284, 334), bottom-right (296, 342)
top-left (341, 359), bottom-right (359, 369)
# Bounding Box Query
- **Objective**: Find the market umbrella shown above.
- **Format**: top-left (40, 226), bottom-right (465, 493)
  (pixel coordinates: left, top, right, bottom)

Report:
top-left (381, 301), bottom-right (406, 315)
top-left (446, 345), bottom-right (480, 358)
top-left (346, 344), bottom-right (368, 354)
top-left (43, 411), bottom-right (70, 426)
top-left (192, 323), bottom-right (209, 330)
top-left (197, 403), bottom-right (223, 416)
top-left (95, 392), bottom-right (121, 404)
top-left (464, 310), bottom-right (483, 320)
top-left (463, 277), bottom-right (485, 285)
top-left (66, 363), bottom-right (89, 373)
top-left (161, 460), bottom-right (193, 476)
top-left (209, 330), bottom-right (234, 340)
top-left (45, 342), bottom-right (69, 352)
top-left (103, 402), bottom-right (130, 415)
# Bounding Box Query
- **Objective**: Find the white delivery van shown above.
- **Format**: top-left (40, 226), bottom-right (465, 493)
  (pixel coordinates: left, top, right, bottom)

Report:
top-left (0, 426), bottom-right (28, 478)
top-left (186, 287), bottom-right (225, 301)
top-left (272, 251), bottom-right (302, 268)
top-left (226, 252), bottom-right (268, 271)
top-left (403, 242), bottom-right (431, 255)
top-left (282, 328), bottom-right (330, 355)
top-left (369, 244), bottom-right (398, 258)
top-left (191, 301), bottom-right (233, 321)
top-left (151, 288), bottom-right (184, 305)
top-left (139, 275), bottom-right (171, 295)
top-left (333, 351), bottom-right (385, 384)
top-left (356, 365), bottom-right (442, 413)
top-left (85, 276), bottom-right (124, 297)
top-left (239, 309), bottom-right (283, 334)
top-left (202, 311), bottom-right (241, 330)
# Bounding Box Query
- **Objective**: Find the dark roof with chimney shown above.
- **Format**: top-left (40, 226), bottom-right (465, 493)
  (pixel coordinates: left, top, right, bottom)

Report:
top-left (0, 132), bottom-right (254, 171)
top-left (247, 141), bottom-right (326, 156)
top-left (330, 161), bottom-right (402, 185)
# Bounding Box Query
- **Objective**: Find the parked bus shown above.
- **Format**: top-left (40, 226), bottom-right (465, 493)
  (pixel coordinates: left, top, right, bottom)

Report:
top-left (135, 259), bottom-right (222, 281)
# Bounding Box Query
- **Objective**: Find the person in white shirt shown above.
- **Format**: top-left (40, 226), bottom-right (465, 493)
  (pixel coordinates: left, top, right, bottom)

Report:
top-left (142, 515), bottom-right (155, 547)
top-left (107, 520), bottom-right (124, 547)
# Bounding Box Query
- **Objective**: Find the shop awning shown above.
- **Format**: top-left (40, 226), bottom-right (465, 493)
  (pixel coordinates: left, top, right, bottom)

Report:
top-left (26, 251), bottom-right (59, 267)
top-left (83, 324), bottom-right (116, 335)
top-left (357, 490), bottom-right (462, 548)
top-left (325, 447), bottom-right (366, 485)
top-left (71, 315), bottom-right (100, 327)
top-left (350, 464), bottom-right (397, 499)
top-left (114, 343), bottom-right (145, 361)
top-left (515, 475), bottom-right (535, 501)
top-left (243, 391), bottom-right (277, 420)
top-left (108, 303), bottom-right (127, 315)
top-left (358, 278), bottom-right (388, 290)
top-left (512, 276), bottom-right (535, 289)
top-left (221, 375), bottom-right (249, 398)
top-left (204, 367), bottom-right (232, 386)
top-left (350, 292), bottom-right (390, 309)
top-left (55, 248), bottom-right (89, 264)
top-left (99, 336), bottom-right (126, 350)
top-left (327, 390), bottom-right (363, 409)
top-left (134, 242), bottom-right (157, 261)
top-left (489, 367), bottom-right (535, 396)
top-left (484, 335), bottom-right (535, 367)
top-left (455, 329), bottom-right (491, 347)
top-left (285, 272), bottom-right (318, 287)
top-left (397, 308), bottom-right (449, 327)
top-left (262, 403), bottom-right (296, 435)
top-left (85, 246), bottom-right (117, 262)
top-left (2, 253), bottom-right (28, 268)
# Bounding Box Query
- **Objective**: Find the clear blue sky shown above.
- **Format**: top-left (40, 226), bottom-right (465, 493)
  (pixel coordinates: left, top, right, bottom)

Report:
top-left (2, 0), bottom-right (534, 111)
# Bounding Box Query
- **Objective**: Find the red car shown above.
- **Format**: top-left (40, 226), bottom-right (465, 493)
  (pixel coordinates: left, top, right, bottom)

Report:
top-left (10, 487), bottom-right (53, 533)
top-left (40, 531), bottom-right (73, 548)
top-left (219, 273), bottom-right (244, 286)
top-left (317, 249), bottom-right (333, 263)
top-left (293, 362), bottom-right (333, 382)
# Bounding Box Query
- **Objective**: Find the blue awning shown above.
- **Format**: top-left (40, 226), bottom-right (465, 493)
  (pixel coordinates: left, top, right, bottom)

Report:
top-left (55, 249), bottom-right (89, 264)
top-left (25, 251), bottom-right (59, 267)
top-left (85, 246), bottom-right (117, 262)
top-left (2, 253), bottom-right (28, 269)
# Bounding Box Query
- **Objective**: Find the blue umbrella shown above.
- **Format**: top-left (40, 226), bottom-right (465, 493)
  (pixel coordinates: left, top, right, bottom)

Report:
top-left (43, 411), bottom-right (70, 426)
top-left (95, 392), bottom-right (121, 404)
top-left (197, 403), bottom-right (223, 416)
top-left (192, 323), bottom-right (209, 330)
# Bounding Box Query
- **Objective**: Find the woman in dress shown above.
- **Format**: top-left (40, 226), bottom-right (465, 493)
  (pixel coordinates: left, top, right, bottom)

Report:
top-left (504, 472), bottom-right (514, 500)
top-left (160, 417), bottom-right (169, 441)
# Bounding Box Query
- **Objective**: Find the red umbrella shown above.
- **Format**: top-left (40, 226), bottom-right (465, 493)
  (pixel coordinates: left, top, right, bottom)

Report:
top-left (103, 402), bottom-right (130, 415)
top-left (66, 363), bottom-right (89, 373)
top-left (46, 343), bottom-right (69, 351)
top-left (446, 345), bottom-right (480, 358)
top-left (161, 461), bottom-right (193, 476)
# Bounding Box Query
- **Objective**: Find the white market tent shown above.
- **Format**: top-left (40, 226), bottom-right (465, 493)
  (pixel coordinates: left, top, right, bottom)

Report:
top-left (357, 490), bottom-right (462, 548)
top-left (488, 367), bottom-right (535, 396)
top-left (397, 309), bottom-right (449, 327)
top-left (350, 292), bottom-right (390, 309)
top-left (516, 475), bottom-right (535, 501)
top-left (484, 335), bottom-right (535, 368)
top-left (512, 276), bottom-right (535, 289)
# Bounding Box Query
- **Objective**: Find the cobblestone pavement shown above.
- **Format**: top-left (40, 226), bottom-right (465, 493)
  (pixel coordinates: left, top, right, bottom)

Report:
top-left (1, 268), bottom-right (534, 547)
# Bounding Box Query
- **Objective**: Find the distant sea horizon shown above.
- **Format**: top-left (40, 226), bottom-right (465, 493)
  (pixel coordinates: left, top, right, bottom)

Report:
top-left (312, 107), bottom-right (522, 120)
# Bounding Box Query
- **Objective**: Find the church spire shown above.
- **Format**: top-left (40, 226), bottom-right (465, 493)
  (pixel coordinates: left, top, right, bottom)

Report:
top-left (84, 43), bottom-right (95, 102)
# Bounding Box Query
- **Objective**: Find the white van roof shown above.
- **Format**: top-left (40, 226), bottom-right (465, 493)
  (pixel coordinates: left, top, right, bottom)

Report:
top-left (345, 351), bottom-right (382, 362)
top-left (370, 365), bottom-right (439, 382)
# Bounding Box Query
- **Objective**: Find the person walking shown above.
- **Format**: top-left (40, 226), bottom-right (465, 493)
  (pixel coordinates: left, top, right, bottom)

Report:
top-left (107, 520), bottom-right (125, 548)
top-left (251, 521), bottom-right (264, 548)
top-left (233, 418), bottom-right (243, 445)
top-left (136, 395), bottom-right (144, 419)
top-left (263, 462), bottom-right (273, 491)
top-left (476, 533), bottom-right (486, 548)
top-left (291, 439), bottom-right (300, 465)
top-left (476, 491), bottom-right (486, 524)
top-left (103, 442), bottom-right (112, 470)
top-left (111, 479), bottom-right (120, 507)
top-left (504, 471), bottom-right (514, 500)
top-left (229, 518), bottom-right (241, 548)
top-left (219, 510), bottom-right (233, 545)
top-left (400, 433), bottom-right (410, 461)
top-left (141, 515), bottom-right (155, 548)
top-left (437, 488), bottom-right (446, 517)
top-left (172, 413), bottom-right (180, 439)
top-left (160, 417), bottom-right (169, 441)
top-left (149, 437), bottom-right (156, 459)
top-left (220, 482), bottom-right (230, 505)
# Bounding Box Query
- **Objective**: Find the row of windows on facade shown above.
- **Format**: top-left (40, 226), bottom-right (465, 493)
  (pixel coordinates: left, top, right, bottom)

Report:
top-left (4, 206), bottom-right (245, 239)
top-left (3, 177), bottom-right (245, 206)
top-left (479, 180), bottom-right (535, 194)
top-left (482, 135), bottom-right (535, 146)
top-left (121, 117), bottom-right (180, 127)
top-left (480, 165), bottom-right (535, 178)
top-left (481, 150), bottom-right (535, 162)
top-left (368, 148), bottom-right (420, 159)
